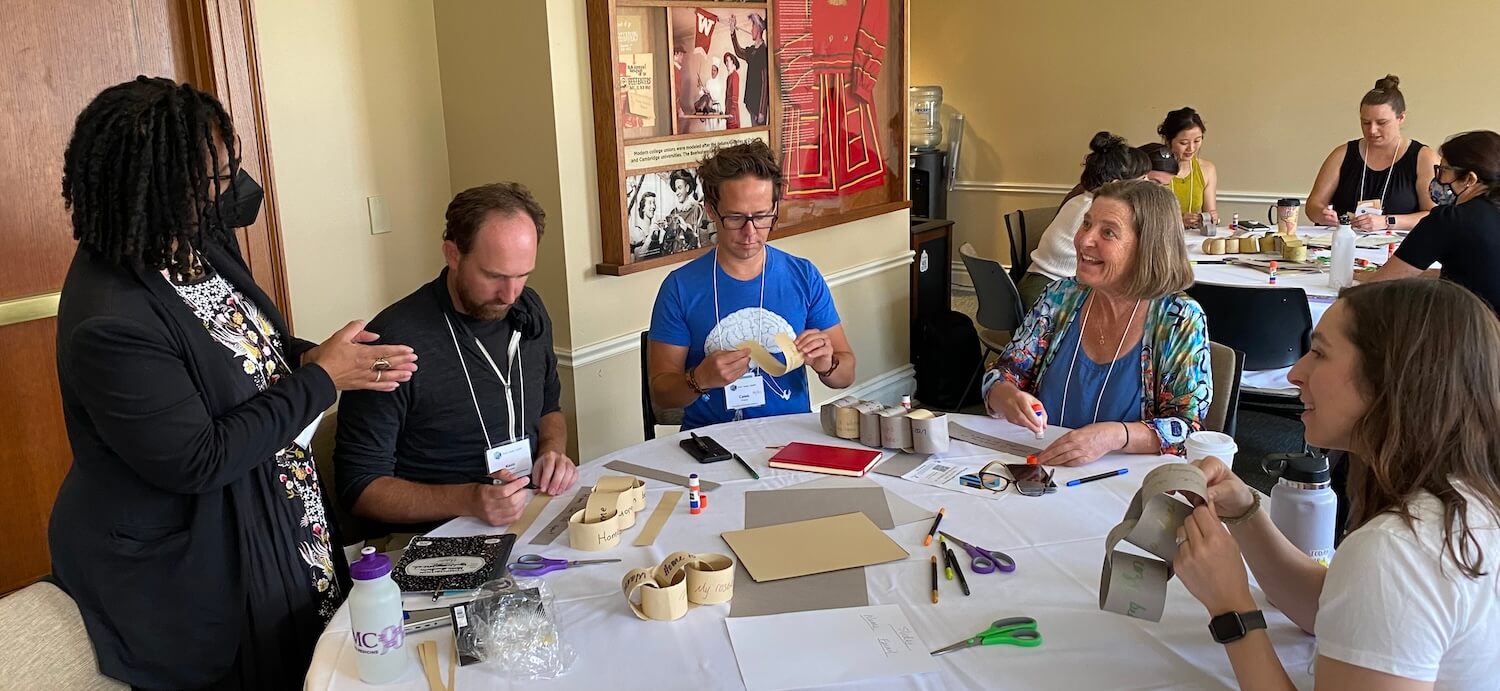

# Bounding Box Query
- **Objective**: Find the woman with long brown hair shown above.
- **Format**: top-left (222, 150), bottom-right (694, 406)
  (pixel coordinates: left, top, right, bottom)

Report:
top-left (1175, 279), bottom-right (1500, 689)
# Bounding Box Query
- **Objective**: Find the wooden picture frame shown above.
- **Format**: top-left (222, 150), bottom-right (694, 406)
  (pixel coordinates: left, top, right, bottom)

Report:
top-left (588, 0), bottom-right (909, 276)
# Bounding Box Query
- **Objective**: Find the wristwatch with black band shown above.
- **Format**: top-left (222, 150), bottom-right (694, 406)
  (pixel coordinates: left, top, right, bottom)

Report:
top-left (1386, 214), bottom-right (1397, 229)
top-left (1208, 610), bottom-right (1267, 644)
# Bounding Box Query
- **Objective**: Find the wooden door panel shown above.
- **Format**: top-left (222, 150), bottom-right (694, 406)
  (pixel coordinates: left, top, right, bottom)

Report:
top-left (0, 0), bottom-right (183, 300)
top-left (0, 318), bottom-right (69, 594)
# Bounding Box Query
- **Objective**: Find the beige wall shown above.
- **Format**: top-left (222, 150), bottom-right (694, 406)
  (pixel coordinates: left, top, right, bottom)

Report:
top-left (256, 0), bottom-right (913, 464)
top-left (913, 0), bottom-right (1500, 262)
top-left (436, 0), bottom-right (914, 462)
top-left (255, 0), bottom-right (451, 339)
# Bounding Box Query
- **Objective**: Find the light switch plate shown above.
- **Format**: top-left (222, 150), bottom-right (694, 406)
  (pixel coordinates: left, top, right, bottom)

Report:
top-left (367, 195), bottom-right (391, 235)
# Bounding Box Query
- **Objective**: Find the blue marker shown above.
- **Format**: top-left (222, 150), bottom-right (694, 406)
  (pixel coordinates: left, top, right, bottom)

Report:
top-left (1066, 468), bottom-right (1129, 487)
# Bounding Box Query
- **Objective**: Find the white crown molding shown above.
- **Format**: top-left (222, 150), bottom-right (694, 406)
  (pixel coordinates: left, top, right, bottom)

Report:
top-left (951, 180), bottom-right (1301, 205)
top-left (557, 251), bottom-right (916, 369)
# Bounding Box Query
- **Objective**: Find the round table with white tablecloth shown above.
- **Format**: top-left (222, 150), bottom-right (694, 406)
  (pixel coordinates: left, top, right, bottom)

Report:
top-left (305, 414), bottom-right (1316, 690)
top-left (1185, 226), bottom-right (1397, 391)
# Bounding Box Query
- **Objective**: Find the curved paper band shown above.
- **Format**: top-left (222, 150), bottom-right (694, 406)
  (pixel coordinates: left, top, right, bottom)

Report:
top-left (906, 409), bottom-right (951, 454)
top-left (857, 402), bottom-right (887, 447)
top-left (1099, 463), bottom-right (1207, 622)
top-left (821, 396), bottom-right (859, 436)
top-left (878, 407), bottom-right (913, 450)
top-left (736, 333), bottom-right (804, 377)
top-left (621, 551), bottom-right (736, 621)
top-left (1238, 236), bottom-right (1259, 253)
top-left (595, 475), bottom-right (648, 514)
top-left (569, 508), bottom-right (623, 551)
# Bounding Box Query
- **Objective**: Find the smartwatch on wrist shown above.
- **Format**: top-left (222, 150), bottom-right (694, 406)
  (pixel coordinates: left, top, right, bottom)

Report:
top-left (1386, 215), bottom-right (1397, 229)
top-left (1208, 610), bottom-right (1267, 644)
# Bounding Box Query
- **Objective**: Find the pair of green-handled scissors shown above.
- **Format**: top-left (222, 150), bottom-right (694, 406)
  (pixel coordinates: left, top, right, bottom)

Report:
top-left (929, 616), bottom-right (1042, 656)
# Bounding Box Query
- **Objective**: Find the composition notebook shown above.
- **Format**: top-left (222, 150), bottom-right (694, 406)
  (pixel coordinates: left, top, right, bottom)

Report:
top-left (392, 534), bottom-right (516, 595)
top-left (768, 442), bottom-right (883, 477)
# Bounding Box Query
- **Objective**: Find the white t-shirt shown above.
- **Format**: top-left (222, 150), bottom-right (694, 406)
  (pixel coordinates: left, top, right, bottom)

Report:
top-left (1316, 488), bottom-right (1500, 688)
top-left (1027, 192), bottom-right (1091, 281)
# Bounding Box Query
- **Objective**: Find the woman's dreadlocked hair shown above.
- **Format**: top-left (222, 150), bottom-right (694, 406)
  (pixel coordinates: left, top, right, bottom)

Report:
top-left (61, 76), bottom-right (240, 278)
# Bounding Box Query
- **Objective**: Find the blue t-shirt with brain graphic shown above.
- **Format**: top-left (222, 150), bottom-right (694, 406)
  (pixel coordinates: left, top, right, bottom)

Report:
top-left (650, 246), bottom-right (841, 430)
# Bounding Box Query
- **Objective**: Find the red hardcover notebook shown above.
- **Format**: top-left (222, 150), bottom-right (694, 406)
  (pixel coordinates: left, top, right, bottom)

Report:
top-left (768, 442), bottom-right (883, 477)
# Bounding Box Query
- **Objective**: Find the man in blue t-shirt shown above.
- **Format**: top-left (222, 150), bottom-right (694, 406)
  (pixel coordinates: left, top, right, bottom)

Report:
top-left (648, 140), bottom-right (857, 429)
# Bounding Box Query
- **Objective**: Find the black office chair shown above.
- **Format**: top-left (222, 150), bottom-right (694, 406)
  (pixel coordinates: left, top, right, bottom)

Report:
top-left (640, 331), bottom-right (684, 440)
top-left (958, 243), bottom-right (1025, 409)
top-left (1002, 206), bottom-right (1060, 284)
top-left (1186, 283), bottom-right (1313, 419)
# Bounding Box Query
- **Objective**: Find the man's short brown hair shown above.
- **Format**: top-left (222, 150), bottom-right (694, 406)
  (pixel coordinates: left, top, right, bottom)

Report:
top-left (443, 182), bottom-right (546, 253)
top-left (697, 140), bottom-right (783, 209)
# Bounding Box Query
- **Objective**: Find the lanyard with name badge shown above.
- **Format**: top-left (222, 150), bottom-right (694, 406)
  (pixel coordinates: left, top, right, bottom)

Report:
top-left (444, 314), bottom-right (532, 477)
top-left (712, 250), bottom-right (793, 417)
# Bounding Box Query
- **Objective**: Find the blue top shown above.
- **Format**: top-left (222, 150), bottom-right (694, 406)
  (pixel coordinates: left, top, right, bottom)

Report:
top-left (1033, 314), bottom-right (1144, 428)
top-left (650, 247), bottom-right (841, 430)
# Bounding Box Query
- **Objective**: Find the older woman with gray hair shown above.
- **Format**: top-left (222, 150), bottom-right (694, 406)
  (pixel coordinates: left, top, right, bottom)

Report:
top-left (984, 180), bottom-right (1212, 466)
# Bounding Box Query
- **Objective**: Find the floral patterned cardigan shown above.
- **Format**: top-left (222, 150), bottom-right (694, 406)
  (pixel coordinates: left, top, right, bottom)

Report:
top-left (980, 277), bottom-right (1213, 455)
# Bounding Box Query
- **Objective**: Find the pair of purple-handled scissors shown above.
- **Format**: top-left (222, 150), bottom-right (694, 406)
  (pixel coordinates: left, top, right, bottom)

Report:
top-left (938, 531), bottom-right (1016, 574)
top-left (508, 554), bottom-right (621, 575)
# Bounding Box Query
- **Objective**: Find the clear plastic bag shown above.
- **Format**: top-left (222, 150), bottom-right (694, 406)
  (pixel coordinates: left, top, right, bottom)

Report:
top-left (459, 577), bottom-right (575, 680)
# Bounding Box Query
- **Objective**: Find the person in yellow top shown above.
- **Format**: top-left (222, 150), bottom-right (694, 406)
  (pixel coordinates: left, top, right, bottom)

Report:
top-left (1159, 107), bottom-right (1218, 230)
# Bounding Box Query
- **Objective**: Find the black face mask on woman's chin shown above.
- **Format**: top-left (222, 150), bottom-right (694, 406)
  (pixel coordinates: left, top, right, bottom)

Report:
top-left (205, 169), bottom-right (265, 230)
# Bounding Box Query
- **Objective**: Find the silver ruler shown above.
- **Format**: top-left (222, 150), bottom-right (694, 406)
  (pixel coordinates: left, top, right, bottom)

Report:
top-left (949, 423), bottom-right (1043, 458)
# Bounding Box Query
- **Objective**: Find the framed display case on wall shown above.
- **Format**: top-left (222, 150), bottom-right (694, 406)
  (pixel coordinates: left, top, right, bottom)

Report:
top-left (588, 0), bottom-right (909, 276)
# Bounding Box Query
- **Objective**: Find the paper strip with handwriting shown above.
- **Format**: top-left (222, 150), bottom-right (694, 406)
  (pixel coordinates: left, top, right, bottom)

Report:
top-left (724, 604), bottom-right (937, 691)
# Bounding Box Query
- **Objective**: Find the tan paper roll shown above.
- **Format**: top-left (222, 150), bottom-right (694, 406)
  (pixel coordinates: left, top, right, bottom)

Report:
top-left (1200, 238), bottom-right (1217, 254)
top-left (821, 396), bottom-right (859, 436)
top-left (856, 402), bottom-right (887, 448)
top-left (568, 508), bottom-right (624, 552)
top-left (1238, 236), bottom-right (1259, 253)
top-left (905, 409), bottom-right (950, 454)
top-left (878, 407), bottom-right (913, 450)
top-left (622, 551), bottom-right (736, 621)
top-left (1257, 234), bottom-right (1278, 253)
top-left (1099, 464), bottom-right (1207, 622)
top-left (595, 475), bottom-right (647, 514)
top-left (736, 333), bottom-right (804, 377)
top-left (1208, 237), bottom-right (1227, 255)
top-left (585, 484), bottom-right (637, 530)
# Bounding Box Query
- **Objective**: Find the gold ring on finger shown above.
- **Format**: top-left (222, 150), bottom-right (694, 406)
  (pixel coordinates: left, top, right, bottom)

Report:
top-left (375, 369), bottom-right (384, 383)
top-left (373, 357), bottom-right (391, 371)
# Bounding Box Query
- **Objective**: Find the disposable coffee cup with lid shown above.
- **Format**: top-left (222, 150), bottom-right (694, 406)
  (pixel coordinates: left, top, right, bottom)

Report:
top-left (1184, 431), bottom-right (1238, 464)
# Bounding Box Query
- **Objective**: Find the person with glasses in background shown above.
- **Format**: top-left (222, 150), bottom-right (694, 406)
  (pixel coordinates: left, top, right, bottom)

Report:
top-left (1138, 143), bottom-right (1180, 187)
top-left (1306, 75), bottom-right (1439, 230)
top-left (647, 140), bottom-right (856, 429)
top-left (1357, 130), bottom-right (1500, 311)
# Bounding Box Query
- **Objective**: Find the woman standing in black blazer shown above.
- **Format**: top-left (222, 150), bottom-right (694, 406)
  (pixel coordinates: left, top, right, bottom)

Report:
top-left (49, 77), bottom-right (418, 689)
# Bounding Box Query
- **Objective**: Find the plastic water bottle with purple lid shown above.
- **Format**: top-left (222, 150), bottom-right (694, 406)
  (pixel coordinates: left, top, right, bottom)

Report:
top-left (349, 546), bottom-right (407, 683)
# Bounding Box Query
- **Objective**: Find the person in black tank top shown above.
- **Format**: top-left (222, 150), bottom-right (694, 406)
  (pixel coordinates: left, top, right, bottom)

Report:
top-left (1307, 75), bottom-right (1439, 231)
top-left (1329, 138), bottom-right (1426, 216)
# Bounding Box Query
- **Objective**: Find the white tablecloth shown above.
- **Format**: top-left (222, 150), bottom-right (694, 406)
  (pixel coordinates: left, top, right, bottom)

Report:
top-left (1186, 226), bottom-right (1393, 392)
top-left (305, 414), bottom-right (1316, 690)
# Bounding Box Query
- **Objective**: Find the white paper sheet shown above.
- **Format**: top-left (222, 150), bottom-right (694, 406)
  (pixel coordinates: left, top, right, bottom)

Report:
top-left (724, 604), bottom-right (937, 691)
top-left (899, 458), bottom-right (1006, 501)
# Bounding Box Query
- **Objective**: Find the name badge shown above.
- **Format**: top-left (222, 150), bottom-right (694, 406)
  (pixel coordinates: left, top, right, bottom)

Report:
top-left (485, 437), bottom-right (533, 477)
top-left (725, 370), bottom-right (765, 411)
top-left (1355, 199), bottom-right (1383, 216)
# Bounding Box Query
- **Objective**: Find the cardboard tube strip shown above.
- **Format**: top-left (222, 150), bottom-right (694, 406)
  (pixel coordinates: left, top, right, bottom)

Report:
top-left (622, 551), bottom-right (736, 621)
top-left (569, 508), bottom-right (624, 552)
top-left (585, 485), bottom-right (636, 530)
top-left (1257, 235), bottom-right (1278, 253)
top-left (736, 333), bottom-right (804, 377)
top-left (907, 410), bottom-right (951, 454)
top-left (878, 407), bottom-right (913, 450)
top-left (1099, 464), bottom-right (1207, 622)
top-left (821, 396), bottom-right (859, 436)
top-left (595, 475), bottom-right (647, 514)
top-left (857, 402), bottom-right (887, 447)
